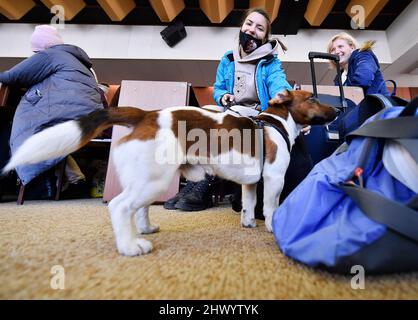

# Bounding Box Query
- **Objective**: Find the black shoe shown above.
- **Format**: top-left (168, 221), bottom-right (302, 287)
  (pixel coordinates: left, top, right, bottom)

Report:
top-left (230, 188), bottom-right (242, 213)
top-left (163, 181), bottom-right (196, 210)
top-left (60, 180), bottom-right (90, 199)
top-left (224, 182), bottom-right (242, 213)
top-left (24, 173), bottom-right (57, 200)
top-left (174, 176), bottom-right (218, 211)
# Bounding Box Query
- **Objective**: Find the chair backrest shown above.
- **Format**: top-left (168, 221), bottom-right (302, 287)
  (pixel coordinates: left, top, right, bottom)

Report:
top-left (0, 83), bottom-right (10, 107)
top-left (106, 85), bottom-right (121, 108)
top-left (192, 87), bottom-right (216, 106)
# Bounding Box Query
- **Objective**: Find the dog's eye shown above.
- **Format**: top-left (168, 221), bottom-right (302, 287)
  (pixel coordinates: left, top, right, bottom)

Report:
top-left (308, 97), bottom-right (319, 103)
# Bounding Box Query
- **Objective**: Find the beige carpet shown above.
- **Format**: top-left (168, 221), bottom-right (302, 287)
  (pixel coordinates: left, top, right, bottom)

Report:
top-left (1, 198), bottom-right (418, 300)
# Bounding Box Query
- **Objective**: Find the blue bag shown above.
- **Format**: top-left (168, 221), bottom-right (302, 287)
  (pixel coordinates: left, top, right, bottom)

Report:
top-left (272, 98), bottom-right (418, 274)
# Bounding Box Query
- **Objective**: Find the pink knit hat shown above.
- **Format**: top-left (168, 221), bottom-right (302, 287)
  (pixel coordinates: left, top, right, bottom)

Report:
top-left (30, 25), bottom-right (64, 52)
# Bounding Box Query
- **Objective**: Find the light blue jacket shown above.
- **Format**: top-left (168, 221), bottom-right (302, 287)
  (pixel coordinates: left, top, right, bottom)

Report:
top-left (213, 49), bottom-right (292, 111)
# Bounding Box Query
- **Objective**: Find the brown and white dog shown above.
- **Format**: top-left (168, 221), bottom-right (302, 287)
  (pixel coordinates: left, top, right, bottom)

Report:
top-left (3, 90), bottom-right (337, 256)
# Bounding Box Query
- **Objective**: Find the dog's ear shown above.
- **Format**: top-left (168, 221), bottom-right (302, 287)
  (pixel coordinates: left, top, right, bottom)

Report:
top-left (269, 89), bottom-right (292, 106)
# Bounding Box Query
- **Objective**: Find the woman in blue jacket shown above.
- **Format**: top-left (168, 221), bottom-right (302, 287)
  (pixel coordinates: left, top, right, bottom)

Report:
top-left (0, 25), bottom-right (103, 198)
top-left (212, 12), bottom-right (291, 113)
top-left (165, 8), bottom-right (309, 212)
top-left (327, 32), bottom-right (389, 96)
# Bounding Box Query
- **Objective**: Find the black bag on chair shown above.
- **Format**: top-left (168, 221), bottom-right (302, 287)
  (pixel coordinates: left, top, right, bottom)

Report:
top-left (338, 94), bottom-right (409, 138)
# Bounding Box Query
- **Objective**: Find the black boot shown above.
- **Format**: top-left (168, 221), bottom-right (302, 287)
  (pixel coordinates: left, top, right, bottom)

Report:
top-left (174, 176), bottom-right (218, 211)
top-left (60, 180), bottom-right (90, 199)
top-left (163, 181), bottom-right (196, 210)
top-left (230, 183), bottom-right (242, 213)
top-left (24, 170), bottom-right (57, 200)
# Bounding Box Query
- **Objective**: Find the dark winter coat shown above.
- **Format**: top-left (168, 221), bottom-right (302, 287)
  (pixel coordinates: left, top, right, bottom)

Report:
top-left (334, 46), bottom-right (390, 96)
top-left (0, 44), bottom-right (103, 184)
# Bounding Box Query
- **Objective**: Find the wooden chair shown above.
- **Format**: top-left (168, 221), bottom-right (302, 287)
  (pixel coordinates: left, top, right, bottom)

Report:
top-left (16, 158), bottom-right (67, 205)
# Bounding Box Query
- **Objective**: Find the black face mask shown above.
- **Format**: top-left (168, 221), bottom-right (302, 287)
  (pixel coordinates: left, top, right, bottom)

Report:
top-left (239, 31), bottom-right (263, 54)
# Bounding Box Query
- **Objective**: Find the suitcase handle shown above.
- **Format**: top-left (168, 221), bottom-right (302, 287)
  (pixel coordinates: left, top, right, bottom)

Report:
top-left (308, 52), bottom-right (340, 62)
top-left (308, 51), bottom-right (347, 110)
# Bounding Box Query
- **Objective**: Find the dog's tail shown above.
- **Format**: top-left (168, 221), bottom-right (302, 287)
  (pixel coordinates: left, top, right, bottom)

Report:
top-left (2, 107), bottom-right (147, 174)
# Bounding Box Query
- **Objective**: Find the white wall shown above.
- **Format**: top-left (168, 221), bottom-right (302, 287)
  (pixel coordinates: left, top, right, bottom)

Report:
top-left (0, 23), bottom-right (391, 62)
top-left (0, 16), bottom-right (416, 87)
top-left (386, 0), bottom-right (418, 62)
top-left (384, 0), bottom-right (418, 87)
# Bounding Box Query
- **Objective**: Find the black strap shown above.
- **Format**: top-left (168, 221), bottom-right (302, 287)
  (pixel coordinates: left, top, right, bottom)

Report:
top-left (251, 117), bottom-right (291, 153)
top-left (409, 196), bottom-right (418, 210)
top-left (266, 122), bottom-right (291, 152)
top-left (341, 183), bottom-right (418, 242)
top-left (399, 96), bottom-right (418, 117)
top-left (348, 117), bottom-right (418, 140)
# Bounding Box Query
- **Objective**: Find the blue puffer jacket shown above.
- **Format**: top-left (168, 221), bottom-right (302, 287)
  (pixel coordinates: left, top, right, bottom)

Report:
top-left (335, 48), bottom-right (390, 96)
top-left (0, 44), bottom-right (103, 184)
top-left (213, 48), bottom-right (292, 111)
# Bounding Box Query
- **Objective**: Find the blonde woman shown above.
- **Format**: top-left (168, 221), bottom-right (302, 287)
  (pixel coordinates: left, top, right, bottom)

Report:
top-left (327, 32), bottom-right (389, 96)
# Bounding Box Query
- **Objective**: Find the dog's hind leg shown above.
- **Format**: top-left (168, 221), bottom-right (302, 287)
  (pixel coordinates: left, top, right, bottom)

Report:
top-left (136, 207), bottom-right (160, 234)
top-left (109, 139), bottom-right (179, 255)
top-left (108, 191), bottom-right (153, 256)
top-left (109, 170), bottom-right (179, 255)
top-left (240, 183), bottom-right (257, 228)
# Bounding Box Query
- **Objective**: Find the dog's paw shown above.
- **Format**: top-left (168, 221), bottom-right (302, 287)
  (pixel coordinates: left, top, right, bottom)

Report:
top-left (136, 238), bottom-right (153, 253)
top-left (241, 217), bottom-right (257, 228)
top-left (242, 220), bottom-right (257, 228)
top-left (265, 215), bottom-right (273, 233)
top-left (138, 224), bottom-right (160, 234)
top-left (117, 238), bottom-right (153, 256)
top-left (241, 210), bottom-right (257, 228)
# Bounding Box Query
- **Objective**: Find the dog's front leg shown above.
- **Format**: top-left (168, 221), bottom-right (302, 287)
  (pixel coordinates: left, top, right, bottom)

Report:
top-left (241, 183), bottom-right (257, 228)
top-left (135, 207), bottom-right (160, 234)
top-left (263, 174), bottom-right (284, 232)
